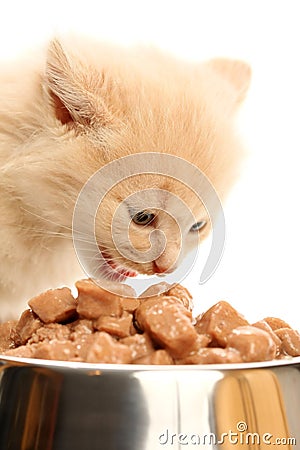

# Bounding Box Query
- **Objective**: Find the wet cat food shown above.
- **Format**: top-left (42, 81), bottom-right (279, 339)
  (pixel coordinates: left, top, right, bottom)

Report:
top-left (0, 279), bottom-right (300, 364)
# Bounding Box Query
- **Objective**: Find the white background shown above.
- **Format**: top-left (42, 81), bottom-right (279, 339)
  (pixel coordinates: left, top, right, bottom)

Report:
top-left (1, 0), bottom-right (300, 326)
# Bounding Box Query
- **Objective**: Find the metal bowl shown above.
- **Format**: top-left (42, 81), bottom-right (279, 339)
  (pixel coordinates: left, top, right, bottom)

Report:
top-left (0, 356), bottom-right (300, 450)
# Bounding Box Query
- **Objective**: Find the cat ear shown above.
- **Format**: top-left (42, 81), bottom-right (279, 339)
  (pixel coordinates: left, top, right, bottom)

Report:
top-left (208, 58), bottom-right (251, 106)
top-left (46, 39), bottom-right (112, 126)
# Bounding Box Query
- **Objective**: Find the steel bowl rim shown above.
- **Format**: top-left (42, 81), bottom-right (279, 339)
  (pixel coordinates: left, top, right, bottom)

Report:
top-left (1, 353), bottom-right (300, 373)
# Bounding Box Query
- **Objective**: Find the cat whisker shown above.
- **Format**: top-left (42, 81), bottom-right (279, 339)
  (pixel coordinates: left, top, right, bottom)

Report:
top-left (14, 228), bottom-right (96, 246)
top-left (20, 206), bottom-right (92, 236)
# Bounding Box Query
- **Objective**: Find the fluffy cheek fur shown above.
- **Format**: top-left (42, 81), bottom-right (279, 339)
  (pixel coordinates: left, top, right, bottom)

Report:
top-left (94, 195), bottom-right (163, 275)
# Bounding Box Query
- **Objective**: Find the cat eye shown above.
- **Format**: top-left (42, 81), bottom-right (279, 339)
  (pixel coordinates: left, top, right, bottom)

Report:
top-left (132, 211), bottom-right (155, 226)
top-left (190, 221), bottom-right (206, 232)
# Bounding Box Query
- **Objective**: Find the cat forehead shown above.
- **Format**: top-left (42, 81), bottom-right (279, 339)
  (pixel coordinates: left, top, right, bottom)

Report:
top-left (118, 186), bottom-right (205, 221)
top-left (121, 188), bottom-right (169, 210)
top-left (104, 171), bottom-right (207, 220)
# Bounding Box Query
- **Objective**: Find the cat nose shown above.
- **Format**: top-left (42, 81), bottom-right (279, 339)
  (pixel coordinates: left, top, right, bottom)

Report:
top-left (153, 261), bottom-right (176, 274)
top-left (153, 262), bottom-right (167, 274)
top-left (154, 249), bottom-right (179, 274)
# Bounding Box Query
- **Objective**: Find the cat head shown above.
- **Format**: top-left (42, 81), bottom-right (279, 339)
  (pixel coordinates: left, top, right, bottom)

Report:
top-left (41, 37), bottom-right (251, 279)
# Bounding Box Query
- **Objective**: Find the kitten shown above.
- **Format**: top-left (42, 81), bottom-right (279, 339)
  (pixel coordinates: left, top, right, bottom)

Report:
top-left (0, 36), bottom-right (251, 320)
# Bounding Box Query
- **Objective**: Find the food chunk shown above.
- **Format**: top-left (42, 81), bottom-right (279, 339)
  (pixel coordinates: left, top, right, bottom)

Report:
top-left (120, 297), bottom-right (140, 313)
top-left (121, 333), bottom-right (154, 361)
top-left (195, 301), bottom-right (249, 347)
top-left (29, 323), bottom-right (72, 344)
top-left (227, 326), bottom-right (277, 362)
top-left (33, 341), bottom-right (76, 361)
top-left (139, 282), bottom-right (171, 298)
top-left (76, 279), bottom-right (122, 319)
top-left (134, 349), bottom-right (174, 365)
top-left (252, 320), bottom-right (282, 356)
top-left (72, 334), bottom-right (96, 361)
top-left (136, 299), bottom-right (198, 358)
top-left (192, 334), bottom-right (212, 349)
top-left (263, 317), bottom-right (292, 331)
top-left (177, 347), bottom-right (242, 365)
top-left (15, 310), bottom-right (42, 345)
top-left (140, 283), bottom-right (193, 311)
top-left (275, 328), bottom-right (300, 357)
top-left (86, 332), bottom-right (132, 364)
top-left (166, 284), bottom-right (194, 311)
top-left (137, 295), bottom-right (192, 326)
top-left (0, 321), bottom-right (17, 352)
top-left (4, 345), bottom-right (35, 358)
top-left (94, 312), bottom-right (133, 338)
top-left (28, 287), bottom-right (77, 323)
top-left (70, 319), bottom-right (94, 337)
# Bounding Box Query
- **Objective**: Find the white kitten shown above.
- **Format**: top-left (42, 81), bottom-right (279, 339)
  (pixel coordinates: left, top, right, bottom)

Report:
top-left (0, 37), bottom-right (250, 319)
